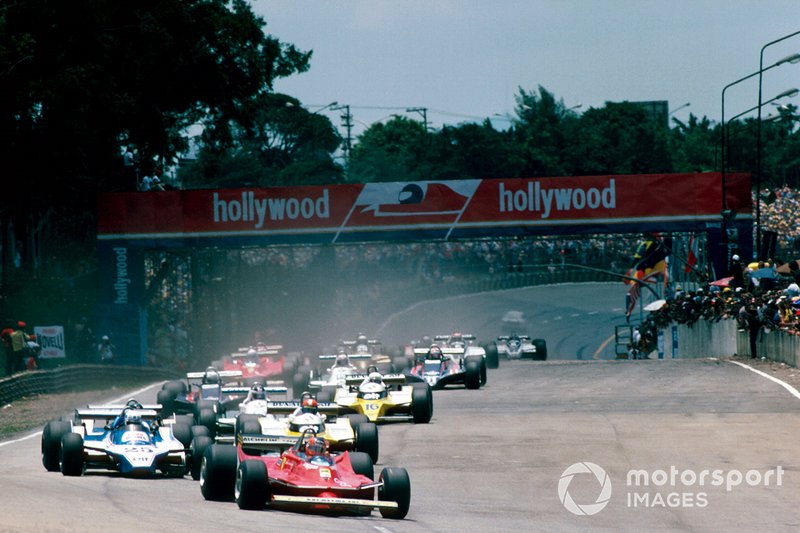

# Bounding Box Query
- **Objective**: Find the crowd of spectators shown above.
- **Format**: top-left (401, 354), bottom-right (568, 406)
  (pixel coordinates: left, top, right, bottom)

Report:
top-left (634, 255), bottom-right (800, 357)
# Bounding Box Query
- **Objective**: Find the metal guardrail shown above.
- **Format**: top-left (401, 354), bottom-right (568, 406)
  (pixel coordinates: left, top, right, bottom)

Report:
top-left (0, 365), bottom-right (183, 406)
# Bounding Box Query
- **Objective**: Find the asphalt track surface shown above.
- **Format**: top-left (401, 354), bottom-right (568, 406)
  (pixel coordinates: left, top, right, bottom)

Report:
top-left (1, 283), bottom-right (799, 532)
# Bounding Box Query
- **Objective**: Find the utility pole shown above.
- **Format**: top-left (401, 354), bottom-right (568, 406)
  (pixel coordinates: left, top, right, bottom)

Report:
top-left (406, 107), bottom-right (428, 131)
top-left (333, 104), bottom-right (353, 165)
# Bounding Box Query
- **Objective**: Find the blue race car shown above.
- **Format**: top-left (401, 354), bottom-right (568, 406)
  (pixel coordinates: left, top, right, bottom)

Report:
top-left (41, 399), bottom-right (193, 477)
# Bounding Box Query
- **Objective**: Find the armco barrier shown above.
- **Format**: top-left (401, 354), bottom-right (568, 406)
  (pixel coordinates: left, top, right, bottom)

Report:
top-left (0, 365), bottom-right (183, 406)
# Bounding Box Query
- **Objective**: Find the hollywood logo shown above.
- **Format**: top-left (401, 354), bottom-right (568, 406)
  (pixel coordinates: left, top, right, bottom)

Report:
top-left (352, 181), bottom-right (480, 221)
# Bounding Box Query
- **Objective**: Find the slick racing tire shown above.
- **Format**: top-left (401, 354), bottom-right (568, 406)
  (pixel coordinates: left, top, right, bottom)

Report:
top-left (172, 422), bottom-right (193, 448)
top-left (190, 435), bottom-right (214, 481)
top-left (391, 356), bottom-right (409, 373)
top-left (200, 444), bottom-right (238, 501)
top-left (533, 339), bottom-right (548, 360)
top-left (348, 451), bottom-right (374, 481)
top-left (464, 356), bottom-right (482, 390)
top-left (480, 357), bottom-right (487, 386)
top-left (343, 414), bottom-right (369, 427)
top-left (484, 343), bottom-right (500, 369)
top-left (236, 460), bottom-right (270, 511)
top-left (354, 422), bottom-right (379, 463)
top-left (235, 414), bottom-right (261, 439)
top-left (163, 380), bottom-right (187, 397)
top-left (157, 389), bottom-right (175, 417)
top-left (315, 385), bottom-right (336, 403)
top-left (42, 420), bottom-right (71, 472)
top-left (197, 408), bottom-right (217, 439)
top-left (195, 399), bottom-right (220, 418)
top-left (411, 384), bottom-right (433, 424)
top-left (191, 425), bottom-right (211, 440)
top-left (292, 371), bottom-right (309, 399)
top-left (60, 433), bottom-right (84, 476)
top-left (378, 467), bottom-right (411, 519)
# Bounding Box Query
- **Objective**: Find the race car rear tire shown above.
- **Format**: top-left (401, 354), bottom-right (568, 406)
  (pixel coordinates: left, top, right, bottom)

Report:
top-left (191, 425), bottom-right (211, 440)
top-left (200, 444), bottom-right (238, 501)
top-left (315, 385), bottom-right (336, 403)
top-left (60, 433), bottom-right (84, 476)
top-left (391, 356), bottom-right (409, 373)
top-left (533, 339), bottom-right (548, 360)
top-left (190, 435), bottom-right (214, 480)
top-left (292, 372), bottom-right (309, 399)
top-left (484, 343), bottom-right (500, 369)
top-left (157, 389), bottom-right (175, 417)
top-left (348, 451), bottom-right (374, 481)
top-left (378, 467), bottom-right (411, 519)
top-left (235, 414), bottom-right (261, 439)
top-left (354, 422), bottom-right (379, 463)
top-left (343, 413), bottom-right (369, 427)
top-left (195, 399), bottom-right (221, 418)
top-left (163, 380), bottom-right (187, 396)
top-left (172, 422), bottom-right (193, 448)
top-left (175, 413), bottom-right (195, 426)
top-left (411, 385), bottom-right (433, 424)
top-left (236, 460), bottom-right (269, 510)
top-left (197, 408), bottom-right (217, 439)
top-left (464, 357), bottom-right (482, 389)
top-left (42, 420), bottom-right (71, 472)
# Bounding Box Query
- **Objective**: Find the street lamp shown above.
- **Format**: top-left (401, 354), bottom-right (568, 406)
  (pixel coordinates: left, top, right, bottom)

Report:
top-left (721, 53), bottom-right (800, 212)
top-left (669, 102), bottom-right (691, 115)
top-left (757, 32), bottom-right (800, 258)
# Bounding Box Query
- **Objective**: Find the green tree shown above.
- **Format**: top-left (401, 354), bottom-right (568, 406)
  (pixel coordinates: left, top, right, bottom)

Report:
top-left (180, 93), bottom-right (343, 188)
top-left (348, 116), bottom-right (428, 182)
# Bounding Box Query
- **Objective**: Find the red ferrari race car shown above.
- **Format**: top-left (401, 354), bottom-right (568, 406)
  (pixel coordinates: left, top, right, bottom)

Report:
top-left (199, 429), bottom-right (410, 519)
top-left (223, 345), bottom-right (299, 385)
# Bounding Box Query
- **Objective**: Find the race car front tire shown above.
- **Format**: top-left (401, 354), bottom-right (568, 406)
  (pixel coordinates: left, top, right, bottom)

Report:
top-left (42, 420), bottom-right (71, 472)
top-left (464, 356), bottom-right (482, 389)
top-left (60, 433), bottom-right (84, 476)
top-left (200, 444), bottom-right (237, 501)
top-left (172, 422), bottom-right (193, 448)
top-left (411, 385), bottom-right (433, 424)
top-left (391, 356), bottom-right (409, 373)
top-left (191, 425), bottom-right (211, 440)
top-left (315, 385), bottom-right (336, 403)
top-left (348, 451), bottom-right (374, 480)
top-left (532, 339), bottom-right (548, 360)
top-left (343, 414), bottom-right (369, 427)
top-left (354, 422), bottom-right (379, 463)
top-left (190, 435), bottom-right (214, 480)
top-left (292, 371), bottom-right (309, 399)
top-left (480, 357), bottom-right (487, 386)
top-left (235, 460), bottom-right (269, 510)
top-left (378, 467), bottom-right (411, 519)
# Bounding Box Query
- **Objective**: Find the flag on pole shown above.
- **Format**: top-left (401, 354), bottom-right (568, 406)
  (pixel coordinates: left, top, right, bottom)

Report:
top-left (684, 235), bottom-right (698, 273)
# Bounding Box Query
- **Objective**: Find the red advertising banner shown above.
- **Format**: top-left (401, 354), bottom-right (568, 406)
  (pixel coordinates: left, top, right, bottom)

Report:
top-left (97, 172), bottom-right (750, 244)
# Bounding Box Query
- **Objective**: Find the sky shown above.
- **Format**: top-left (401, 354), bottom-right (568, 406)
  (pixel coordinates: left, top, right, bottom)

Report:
top-left (255, 1), bottom-right (800, 137)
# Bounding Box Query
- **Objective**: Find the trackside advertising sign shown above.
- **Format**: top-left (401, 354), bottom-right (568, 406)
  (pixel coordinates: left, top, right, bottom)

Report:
top-left (97, 173), bottom-right (751, 245)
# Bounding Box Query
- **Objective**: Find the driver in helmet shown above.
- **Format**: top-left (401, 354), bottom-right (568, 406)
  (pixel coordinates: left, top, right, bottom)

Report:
top-left (428, 344), bottom-right (443, 359)
top-left (202, 366), bottom-right (221, 385)
top-left (359, 370), bottom-right (385, 394)
top-left (333, 353), bottom-right (354, 369)
top-left (243, 382), bottom-right (267, 403)
top-left (304, 436), bottom-right (330, 460)
top-left (291, 397), bottom-right (319, 418)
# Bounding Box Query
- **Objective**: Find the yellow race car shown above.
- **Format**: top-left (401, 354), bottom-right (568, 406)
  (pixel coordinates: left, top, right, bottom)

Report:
top-left (317, 370), bottom-right (433, 424)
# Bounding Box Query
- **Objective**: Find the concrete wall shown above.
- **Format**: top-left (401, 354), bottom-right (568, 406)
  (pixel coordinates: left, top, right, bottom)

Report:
top-left (659, 318), bottom-right (798, 368)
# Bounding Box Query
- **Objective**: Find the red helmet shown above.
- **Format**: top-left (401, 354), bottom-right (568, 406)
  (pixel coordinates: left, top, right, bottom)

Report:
top-left (301, 398), bottom-right (318, 414)
top-left (305, 436), bottom-right (328, 457)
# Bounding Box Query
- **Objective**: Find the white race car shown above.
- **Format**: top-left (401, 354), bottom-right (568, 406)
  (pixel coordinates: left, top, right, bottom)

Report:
top-left (495, 334), bottom-right (547, 360)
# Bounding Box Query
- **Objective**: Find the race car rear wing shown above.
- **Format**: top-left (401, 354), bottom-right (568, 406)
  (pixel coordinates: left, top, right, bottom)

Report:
top-left (76, 408), bottom-right (161, 420)
top-left (412, 347), bottom-right (464, 356)
top-left (344, 373), bottom-right (407, 386)
top-left (319, 354), bottom-right (372, 361)
top-left (230, 349), bottom-right (281, 358)
top-left (186, 370), bottom-right (243, 380)
top-left (264, 401), bottom-right (340, 416)
top-left (239, 434), bottom-right (298, 449)
top-left (237, 344), bottom-right (284, 352)
top-left (434, 334), bottom-right (476, 341)
top-left (221, 385), bottom-right (288, 395)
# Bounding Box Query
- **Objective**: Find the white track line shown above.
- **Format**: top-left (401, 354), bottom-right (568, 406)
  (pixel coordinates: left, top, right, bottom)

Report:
top-left (728, 360), bottom-right (800, 400)
top-left (0, 381), bottom-right (164, 448)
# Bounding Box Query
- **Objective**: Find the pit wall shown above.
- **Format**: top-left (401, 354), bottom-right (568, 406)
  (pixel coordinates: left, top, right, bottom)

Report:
top-left (660, 319), bottom-right (798, 368)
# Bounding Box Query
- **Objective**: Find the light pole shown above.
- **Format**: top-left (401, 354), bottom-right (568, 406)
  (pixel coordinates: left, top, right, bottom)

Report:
top-left (757, 32), bottom-right (800, 258)
top-left (669, 102), bottom-right (691, 116)
top-left (721, 54), bottom-right (800, 212)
